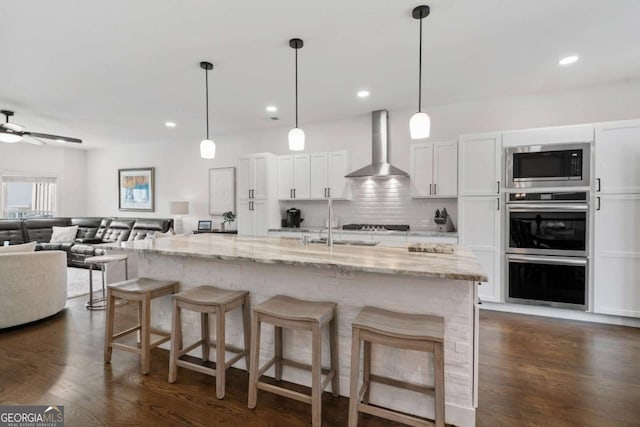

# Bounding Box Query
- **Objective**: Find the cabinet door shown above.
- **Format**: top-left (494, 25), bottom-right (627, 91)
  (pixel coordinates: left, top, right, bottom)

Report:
top-left (238, 157), bottom-right (252, 201)
top-left (278, 155), bottom-right (294, 200)
top-left (459, 133), bottom-right (501, 196)
top-left (595, 120), bottom-right (640, 194)
top-left (237, 201), bottom-right (253, 236)
top-left (293, 154), bottom-right (311, 199)
top-left (309, 153), bottom-right (328, 199)
top-left (410, 143), bottom-right (433, 197)
top-left (459, 196), bottom-right (502, 302)
top-left (433, 141), bottom-right (457, 197)
top-left (594, 194), bottom-right (640, 317)
top-left (327, 151), bottom-right (350, 199)
top-left (252, 154), bottom-right (269, 199)
top-left (252, 200), bottom-right (268, 237)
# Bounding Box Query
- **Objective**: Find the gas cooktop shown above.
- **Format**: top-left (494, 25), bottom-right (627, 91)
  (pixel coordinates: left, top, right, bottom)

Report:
top-left (342, 224), bottom-right (410, 232)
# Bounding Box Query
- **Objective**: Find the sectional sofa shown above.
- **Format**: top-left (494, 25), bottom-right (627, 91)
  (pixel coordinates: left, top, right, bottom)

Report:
top-left (0, 217), bottom-right (173, 268)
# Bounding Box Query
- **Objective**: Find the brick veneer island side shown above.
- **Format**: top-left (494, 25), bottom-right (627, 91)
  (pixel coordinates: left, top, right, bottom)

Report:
top-left (108, 234), bottom-right (486, 427)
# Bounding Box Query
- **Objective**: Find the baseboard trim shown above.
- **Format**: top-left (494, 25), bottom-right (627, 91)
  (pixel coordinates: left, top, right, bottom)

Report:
top-left (480, 302), bottom-right (640, 327)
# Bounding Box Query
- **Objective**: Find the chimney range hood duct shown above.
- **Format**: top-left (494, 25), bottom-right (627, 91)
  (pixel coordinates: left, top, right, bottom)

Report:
top-left (345, 110), bottom-right (409, 178)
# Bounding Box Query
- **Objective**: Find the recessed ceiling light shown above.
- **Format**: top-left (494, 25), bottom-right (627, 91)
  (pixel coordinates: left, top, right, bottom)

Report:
top-left (266, 106), bottom-right (277, 113)
top-left (559, 55), bottom-right (579, 66)
top-left (357, 90), bottom-right (370, 98)
top-left (165, 121), bottom-right (176, 128)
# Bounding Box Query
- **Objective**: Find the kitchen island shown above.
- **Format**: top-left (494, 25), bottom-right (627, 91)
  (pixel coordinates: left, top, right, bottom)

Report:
top-left (109, 233), bottom-right (486, 427)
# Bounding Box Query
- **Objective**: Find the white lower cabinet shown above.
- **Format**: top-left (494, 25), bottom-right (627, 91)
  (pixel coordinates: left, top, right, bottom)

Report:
top-left (458, 196), bottom-right (502, 302)
top-left (593, 194), bottom-right (640, 317)
top-left (238, 200), bottom-right (276, 237)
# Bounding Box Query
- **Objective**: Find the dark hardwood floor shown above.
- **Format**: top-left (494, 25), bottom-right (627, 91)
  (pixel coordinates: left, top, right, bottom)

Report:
top-left (1, 297), bottom-right (639, 426)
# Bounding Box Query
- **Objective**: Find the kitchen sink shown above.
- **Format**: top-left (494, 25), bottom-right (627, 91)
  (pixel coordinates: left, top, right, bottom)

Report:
top-left (307, 238), bottom-right (379, 247)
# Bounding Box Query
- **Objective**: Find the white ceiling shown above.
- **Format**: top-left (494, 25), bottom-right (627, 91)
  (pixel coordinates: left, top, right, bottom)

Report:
top-left (1, 0), bottom-right (639, 148)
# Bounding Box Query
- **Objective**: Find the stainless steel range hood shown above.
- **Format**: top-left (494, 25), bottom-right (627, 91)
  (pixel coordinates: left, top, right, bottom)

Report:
top-left (345, 110), bottom-right (409, 178)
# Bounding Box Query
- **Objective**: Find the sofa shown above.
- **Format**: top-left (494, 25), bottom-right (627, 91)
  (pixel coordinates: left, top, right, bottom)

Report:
top-left (0, 250), bottom-right (67, 329)
top-left (0, 217), bottom-right (173, 268)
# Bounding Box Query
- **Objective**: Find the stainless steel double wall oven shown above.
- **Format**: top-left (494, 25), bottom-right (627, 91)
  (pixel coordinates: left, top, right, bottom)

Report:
top-left (505, 143), bottom-right (591, 310)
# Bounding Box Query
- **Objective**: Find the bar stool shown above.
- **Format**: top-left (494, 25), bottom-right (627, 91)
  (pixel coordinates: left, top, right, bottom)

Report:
top-left (348, 306), bottom-right (445, 427)
top-left (168, 285), bottom-right (251, 399)
top-left (84, 254), bottom-right (128, 310)
top-left (248, 295), bottom-right (339, 427)
top-left (104, 277), bottom-right (179, 374)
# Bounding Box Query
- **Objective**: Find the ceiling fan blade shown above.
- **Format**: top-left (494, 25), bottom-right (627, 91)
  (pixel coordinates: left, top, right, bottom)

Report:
top-left (22, 131), bottom-right (82, 144)
top-left (21, 135), bottom-right (47, 145)
top-left (1, 122), bottom-right (25, 132)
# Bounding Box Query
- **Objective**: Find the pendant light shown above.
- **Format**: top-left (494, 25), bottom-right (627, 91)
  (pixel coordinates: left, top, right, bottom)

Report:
top-left (409, 5), bottom-right (431, 140)
top-left (288, 38), bottom-right (305, 151)
top-left (199, 61), bottom-right (216, 159)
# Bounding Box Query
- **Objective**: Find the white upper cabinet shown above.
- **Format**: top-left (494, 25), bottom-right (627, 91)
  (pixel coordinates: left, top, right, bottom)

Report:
top-left (410, 141), bottom-right (457, 198)
top-left (595, 120), bottom-right (640, 194)
top-left (277, 154), bottom-right (310, 200)
top-left (280, 150), bottom-right (350, 200)
top-left (238, 153), bottom-right (276, 201)
top-left (458, 132), bottom-right (502, 196)
top-left (502, 124), bottom-right (594, 147)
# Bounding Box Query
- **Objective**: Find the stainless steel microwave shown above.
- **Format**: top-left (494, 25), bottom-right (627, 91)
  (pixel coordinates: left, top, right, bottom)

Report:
top-left (506, 143), bottom-right (591, 189)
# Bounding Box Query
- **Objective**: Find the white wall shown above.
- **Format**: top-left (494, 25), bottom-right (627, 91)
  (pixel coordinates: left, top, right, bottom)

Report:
top-left (84, 79), bottom-right (640, 231)
top-left (0, 143), bottom-right (86, 216)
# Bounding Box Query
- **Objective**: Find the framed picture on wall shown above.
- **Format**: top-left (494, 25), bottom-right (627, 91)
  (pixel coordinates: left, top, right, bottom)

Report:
top-left (118, 167), bottom-right (155, 211)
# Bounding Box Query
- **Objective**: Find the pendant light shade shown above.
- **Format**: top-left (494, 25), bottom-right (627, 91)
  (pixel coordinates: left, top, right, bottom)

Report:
top-left (199, 61), bottom-right (216, 159)
top-left (410, 112), bottom-right (430, 139)
top-left (410, 5), bottom-right (431, 140)
top-left (288, 128), bottom-right (305, 151)
top-left (288, 38), bottom-right (305, 151)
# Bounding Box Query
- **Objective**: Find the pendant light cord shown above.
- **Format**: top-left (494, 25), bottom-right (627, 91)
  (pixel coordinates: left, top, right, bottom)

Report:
top-left (418, 14), bottom-right (423, 113)
top-left (205, 67), bottom-right (210, 139)
top-left (295, 47), bottom-right (299, 128)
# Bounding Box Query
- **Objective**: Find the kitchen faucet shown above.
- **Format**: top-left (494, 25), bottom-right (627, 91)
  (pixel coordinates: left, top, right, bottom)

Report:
top-left (326, 197), bottom-right (334, 247)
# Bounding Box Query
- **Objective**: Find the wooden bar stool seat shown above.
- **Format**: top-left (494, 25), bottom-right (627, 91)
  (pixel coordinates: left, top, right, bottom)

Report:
top-left (248, 295), bottom-right (339, 427)
top-left (168, 285), bottom-right (251, 400)
top-left (348, 306), bottom-right (445, 427)
top-left (104, 277), bottom-right (179, 375)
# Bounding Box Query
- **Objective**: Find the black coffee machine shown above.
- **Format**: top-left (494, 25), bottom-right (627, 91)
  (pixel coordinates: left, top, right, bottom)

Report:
top-left (283, 208), bottom-right (304, 228)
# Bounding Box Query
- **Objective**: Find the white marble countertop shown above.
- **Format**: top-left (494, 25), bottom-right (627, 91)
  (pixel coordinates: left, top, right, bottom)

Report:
top-left (269, 227), bottom-right (458, 238)
top-left (108, 234), bottom-right (485, 282)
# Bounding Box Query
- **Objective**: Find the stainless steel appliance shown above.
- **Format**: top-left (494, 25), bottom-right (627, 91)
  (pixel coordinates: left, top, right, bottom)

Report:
top-left (505, 191), bottom-right (589, 310)
top-left (284, 208), bottom-right (303, 228)
top-left (342, 224), bottom-right (410, 231)
top-left (506, 143), bottom-right (590, 189)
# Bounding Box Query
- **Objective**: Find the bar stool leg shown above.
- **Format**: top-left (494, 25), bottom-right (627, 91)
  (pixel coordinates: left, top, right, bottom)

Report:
top-left (274, 326), bottom-right (283, 381)
top-left (87, 264), bottom-right (94, 309)
top-left (168, 299), bottom-right (181, 383)
top-left (434, 342), bottom-right (445, 427)
top-left (100, 264), bottom-right (106, 300)
top-left (242, 296), bottom-right (251, 370)
top-left (136, 300), bottom-right (143, 345)
top-left (104, 289), bottom-right (115, 363)
top-left (348, 327), bottom-right (361, 427)
top-left (330, 317), bottom-right (340, 397)
top-left (362, 340), bottom-right (371, 404)
top-left (141, 297), bottom-right (151, 375)
top-left (311, 323), bottom-right (322, 427)
top-left (201, 313), bottom-right (210, 362)
top-left (247, 314), bottom-right (261, 409)
top-left (215, 309), bottom-right (226, 399)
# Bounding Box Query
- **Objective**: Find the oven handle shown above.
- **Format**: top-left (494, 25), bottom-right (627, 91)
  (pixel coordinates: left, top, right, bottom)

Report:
top-left (506, 203), bottom-right (589, 211)
top-left (507, 254), bottom-right (588, 266)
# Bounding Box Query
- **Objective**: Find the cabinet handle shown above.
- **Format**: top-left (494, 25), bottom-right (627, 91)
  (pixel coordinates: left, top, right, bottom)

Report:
top-left (433, 183), bottom-right (437, 195)
top-left (497, 181), bottom-right (500, 194)
top-left (496, 197), bottom-right (500, 211)
top-left (324, 188), bottom-right (327, 198)
top-left (248, 189), bottom-right (251, 199)
top-left (597, 178), bottom-right (601, 192)
top-left (328, 188), bottom-right (331, 198)
top-left (429, 184), bottom-right (432, 195)
top-left (293, 188), bottom-right (296, 198)
top-left (290, 189), bottom-right (293, 199)
top-left (596, 196), bottom-right (601, 211)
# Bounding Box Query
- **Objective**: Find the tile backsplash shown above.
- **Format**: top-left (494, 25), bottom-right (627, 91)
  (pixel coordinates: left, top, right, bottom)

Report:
top-left (280, 177), bottom-right (457, 230)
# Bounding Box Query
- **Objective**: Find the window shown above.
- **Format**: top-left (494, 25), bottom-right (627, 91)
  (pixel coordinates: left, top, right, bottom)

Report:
top-left (1, 176), bottom-right (57, 219)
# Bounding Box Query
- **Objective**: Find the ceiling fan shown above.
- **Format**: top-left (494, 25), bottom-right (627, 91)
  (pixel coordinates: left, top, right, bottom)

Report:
top-left (0, 110), bottom-right (82, 145)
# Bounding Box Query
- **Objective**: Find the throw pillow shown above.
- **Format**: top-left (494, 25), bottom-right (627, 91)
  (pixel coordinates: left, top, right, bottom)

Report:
top-left (0, 241), bottom-right (37, 253)
top-left (50, 225), bottom-right (79, 243)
